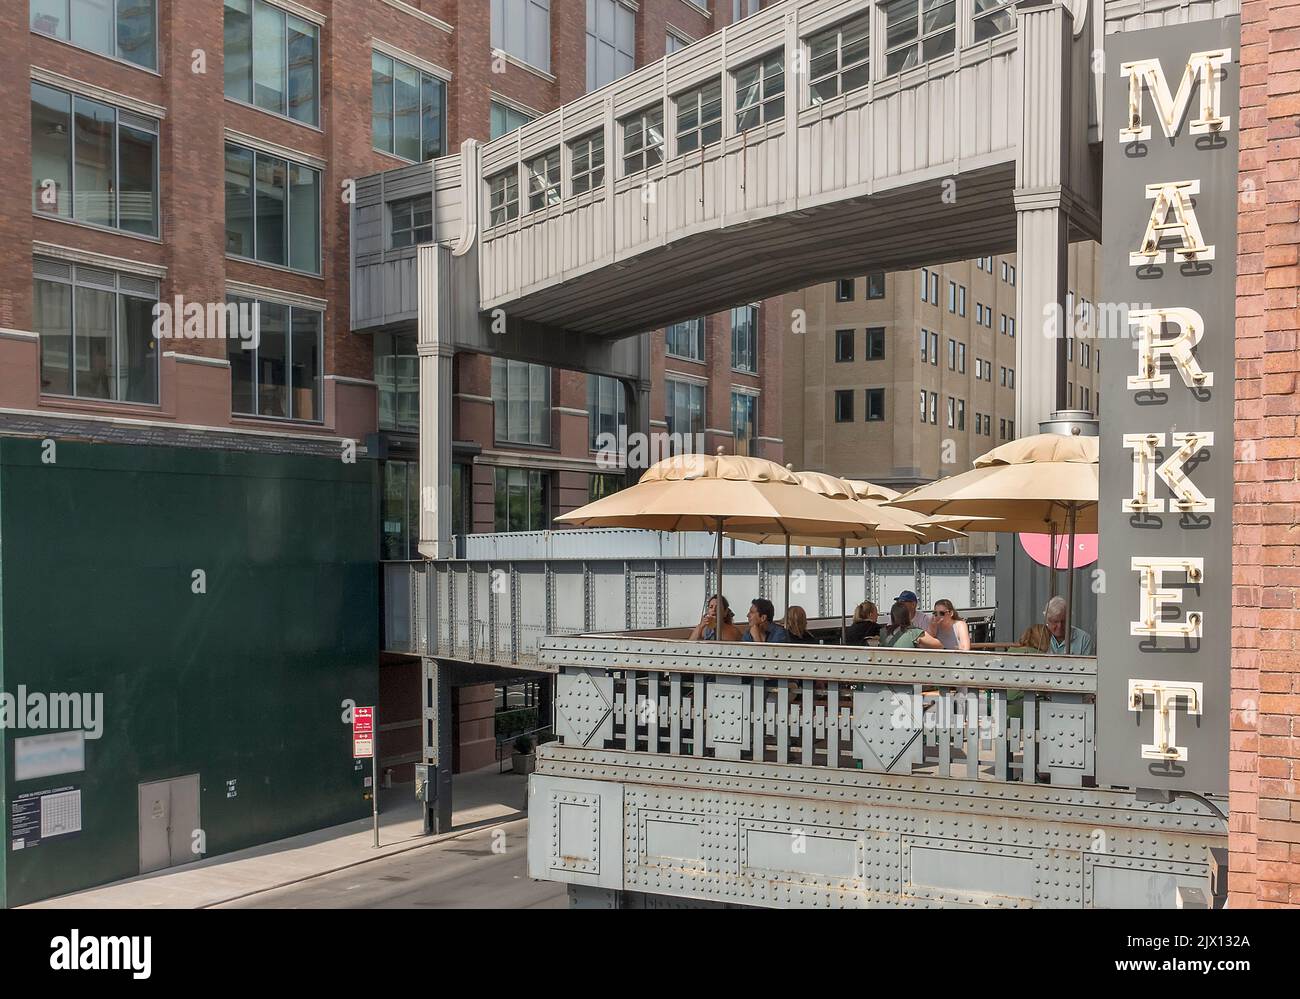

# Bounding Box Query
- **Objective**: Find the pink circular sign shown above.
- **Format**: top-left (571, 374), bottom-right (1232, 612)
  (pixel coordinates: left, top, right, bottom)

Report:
top-left (1019, 532), bottom-right (1098, 570)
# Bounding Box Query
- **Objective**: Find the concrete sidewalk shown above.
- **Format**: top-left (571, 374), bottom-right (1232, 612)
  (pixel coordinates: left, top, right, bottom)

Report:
top-left (25, 764), bottom-right (528, 909)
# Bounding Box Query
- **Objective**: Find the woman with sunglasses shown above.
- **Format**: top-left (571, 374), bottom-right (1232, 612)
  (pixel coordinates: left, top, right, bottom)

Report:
top-left (927, 599), bottom-right (971, 651)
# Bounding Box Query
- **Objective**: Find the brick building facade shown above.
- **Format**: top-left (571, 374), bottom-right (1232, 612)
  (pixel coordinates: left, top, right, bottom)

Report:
top-left (1230, 0), bottom-right (1300, 908)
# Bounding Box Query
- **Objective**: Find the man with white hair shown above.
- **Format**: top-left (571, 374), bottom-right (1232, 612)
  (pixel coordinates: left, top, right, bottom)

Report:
top-left (1043, 595), bottom-right (1094, 655)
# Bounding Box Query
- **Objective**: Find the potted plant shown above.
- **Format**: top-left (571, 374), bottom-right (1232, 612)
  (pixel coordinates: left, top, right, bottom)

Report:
top-left (511, 734), bottom-right (535, 776)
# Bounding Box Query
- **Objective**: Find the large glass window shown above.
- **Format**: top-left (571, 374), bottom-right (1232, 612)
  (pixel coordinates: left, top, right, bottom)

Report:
top-left (492, 358), bottom-right (550, 445)
top-left (590, 472), bottom-right (625, 502)
top-left (33, 258), bottom-right (159, 404)
top-left (490, 101), bottom-right (533, 139)
top-left (835, 390), bottom-right (853, 423)
top-left (837, 329), bottom-right (855, 362)
top-left (223, 0), bottom-right (319, 126)
top-left (865, 388), bottom-right (885, 421)
top-left (676, 80), bottom-right (723, 155)
top-left (881, 0), bottom-right (956, 76)
top-left (372, 52), bottom-right (446, 162)
top-left (31, 0), bottom-right (157, 70)
top-left (375, 331), bottom-right (418, 431)
top-left (866, 327), bottom-right (886, 360)
top-left (224, 143), bottom-right (320, 273)
top-left (665, 317), bottom-right (705, 361)
top-left (731, 304), bottom-right (758, 373)
top-left (527, 148), bottom-right (561, 211)
top-left (382, 459), bottom-right (421, 560)
top-left (491, 0), bottom-right (551, 73)
top-left (587, 0), bottom-right (635, 92)
top-left (494, 467), bottom-right (549, 532)
top-left (735, 51), bottom-right (785, 132)
top-left (570, 131), bottom-right (605, 195)
top-left (622, 106), bottom-right (664, 174)
top-left (973, 0), bottom-right (1017, 42)
top-left (587, 375), bottom-right (626, 452)
top-left (731, 392), bottom-right (757, 456)
top-left (665, 379), bottom-right (705, 443)
top-left (226, 297), bottom-right (323, 421)
top-left (733, 0), bottom-right (760, 19)
top-left (31, 82), bottom-right (158, 236)
top-left (390, 194), bottom-right (433, 249)
top-left (488, 168), bottom-right (520, 226)
top-left (807, 14), bottom-right (870, 102)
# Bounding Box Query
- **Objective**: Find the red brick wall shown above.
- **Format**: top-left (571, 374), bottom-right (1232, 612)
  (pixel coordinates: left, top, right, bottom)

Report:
top-left (1230, 0), bottom-right (1300, 908)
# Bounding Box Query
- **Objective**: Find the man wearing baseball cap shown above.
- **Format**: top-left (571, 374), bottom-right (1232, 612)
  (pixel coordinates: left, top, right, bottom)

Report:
top-left (894, 590), bottom-right (932, 633)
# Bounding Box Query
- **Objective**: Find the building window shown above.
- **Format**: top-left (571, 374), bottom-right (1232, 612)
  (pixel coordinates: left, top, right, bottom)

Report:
top-left (919, 390), bottom-right (927, 422)
top-left (835, 389), bottom-right (854, 422)
top-left (881, 0), bottom-right (956, 76)
top-left (958, 285), bottom-right (967, 316)
top-left (1000, 418), bottom-right (1006, 439)
top-left (1068, 381), bottom-right (1074, 407)
top-left (590, 472), bottom-right (625, 502)
top-left (865, 388), bottom-right (885, 421)
top-left (226, 297), bottom-right (322, 422)
top-left (929, 331), bottom-right (938, 365)
top-left (731, 305), bottom-right (758, 373)
top-left (930, 272), bottom-right (939, 303)
top-left (224, 143), bottom-right (320, 273)
top-left (837, 329), bottom-right (855, 362)
top-left (665, 317), bottom-right (705, 361)
top-left (490, 100), bottom-right (533, 139)
top-left (1008, 368), bottom-right (1015, 389)
top-left (1001, 260), bottom-right (1008, 281)
top-left (999, 313), bottom-right (1007, 334)
top-left (390, 195), bottom-right (433, 249)
top-left (488, 167), bottom-right (520, 226)
top-left (958, 343), bottom-right (966, 373)
top-left (665, 379), bottom-right (705, 443)
top-left (733, 0), bottom-right (760, 18)
top-left (587, 0), bottom-right (635, 92)
top-left (1008, 317), bottom-right (1015, 337)
top-left (808, 13), bottom-right (870, 102)
top-left (947, 396), bottom-right (955, 428)
top-left (371, 52), bottom-right (446, 162)
top-left (33, 258), bottom-right (159, 404)
top-left (527, 148), bottom-right (561, 211)
top-left (866, 272), bottom-right (886, 299)
top-left (1082, 385), bottom-right (1090, 411)
top-left (676, 79), bottom-right (723, 154)
top-left (31, 82), bottom-right (159, 237)
top-left (381, 459), bottom-right (421, 560)
top-left (32, 0), bottom-right (157, 70)
top-left (947, 281), bottom-right (956, 312)
top-left (732, 392), bottom-right (757, 455)
top-left (622, 106), bottom-right (664, 174)
top-left (491, 0), bottom-right (551, 73)
top-left (494, 467), bottom-right (549, 532)
top-left (836, 278), bottom-right (855, 302)
top-left (1008, 264), bottom-right (1016, 285)
top-left (957, 398), bottom-right (965, 431)
top-left (973, 0), bottom-right (1017, 41)
top-left (570, 131), bottom-right (606, 195)
top-left (920, 268), bottom-right (929, 303)
top-left (375, 331), bottom-right (418, 431)
top-left (735, 51), bottom-right (786, 133)
top-left (866, 327), bottom-right (886, 360)
top-left (223, 0), bottom-right (319, 126)
top-left (1000, 365), bottom-right (1007, 386)
top-left (929, 392), bottom-right (937, 423)
top-left (665, 31), bottom-right (690, 55)
top-left (918, 328), bottom-right (927, 362)
top-left (588, 374), bottom-right (627, 452)
top-left (492, 358), bottom-right (550, 445)
top-left (947, 338), bottom-right (956, 370)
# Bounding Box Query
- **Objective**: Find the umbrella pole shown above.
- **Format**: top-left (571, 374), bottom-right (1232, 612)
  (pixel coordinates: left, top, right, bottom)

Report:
top-left (1065, 504), bottom-right (1077, 653)
top-left (840, 540), bottom-right (847, 645)
top-left (716, 516), bottom-right (725, 640)
top-left (1049, 521), bottom-right (1058, 600)
top-left (784, 534), bottom-right (791, 616)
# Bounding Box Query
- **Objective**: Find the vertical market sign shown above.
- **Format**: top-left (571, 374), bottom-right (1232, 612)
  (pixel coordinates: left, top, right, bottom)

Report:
top-left (1098, 18), bottom-right (1239, 794)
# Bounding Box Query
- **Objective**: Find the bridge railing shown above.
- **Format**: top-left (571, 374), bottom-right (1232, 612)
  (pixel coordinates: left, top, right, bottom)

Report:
top-left (543, 635), bottom-right (1096, 786)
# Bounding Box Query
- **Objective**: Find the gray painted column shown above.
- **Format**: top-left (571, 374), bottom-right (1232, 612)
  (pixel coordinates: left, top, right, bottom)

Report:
top-left (422, 657), bottom-right (454, 834)
top-left (418, 243), bottom-right (455, 560)
top-left (623, 332), bottom-right (652, 486)
top-left (1014, 0), bottom-right (1075, 433)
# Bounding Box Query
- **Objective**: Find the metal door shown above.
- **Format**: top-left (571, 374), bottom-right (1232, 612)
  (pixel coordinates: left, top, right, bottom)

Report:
top-left (137, 775), bottom-right (201, 874)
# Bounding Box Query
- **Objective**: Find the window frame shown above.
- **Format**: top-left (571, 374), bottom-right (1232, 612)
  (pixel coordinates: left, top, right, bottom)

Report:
top-left (621, 105), bottom-right (665, 176)
top-left (973, 0), bottom-right (1017, 43)
top-left (665, 317), bottom-right (706, 362)
top-left (881, 0), bottom-right (957, 77)
top-left (665, 378), bottom-right (706, 445)
top-left (731, 390), bottom-right (758, 455)
top-left (586, 0), bottom-right (636, 93)
top-left (730, 304), bottom-right (759, 374)
top-left (491, 0), bottom-right (552, 75)
top-left (31, 0), bottom-right (159, 72)
top-left (836, 328), bottom-right (855, 363)
top-left (835, 278), bottom-right (855, 302)
top-left (223, 141), bottom-right (322, 274)
top-left (526, 147), bottom-right (562, 212)
top-left (224, 0), bottom-right (321, 127)
top-left (735, 50), bottom-right (786, 133)
top-left (865, 387), bottom-right (886, 422)
top-left (389, 193), bottom-right (433, 249)
top-left (488, 167), bottom-right (521, 226)
top-left (675, 78), bottom-right (724, 155)
top-left (865, 326), bottom-right (886, 360)
top-left (492, 357), bottom-right (552, 446)
top-left (570, 130), bottom-right (606, 195)
top-left (371, 50), bottom-right (447, 162)
top-left (227, 295), bottom-right (325, 423)
top-left (807, 13), bottom-right (871, 104)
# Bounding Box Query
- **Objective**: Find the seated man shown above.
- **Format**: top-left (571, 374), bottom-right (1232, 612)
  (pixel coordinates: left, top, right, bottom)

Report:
top-left (742, 597), bottom-right (789, 643)
top-left (1043, 595), bottom-right (1095, 655)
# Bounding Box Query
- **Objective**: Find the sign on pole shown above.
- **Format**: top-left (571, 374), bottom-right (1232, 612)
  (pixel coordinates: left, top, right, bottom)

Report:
top-left (353, 706), bottom-right (374, 759)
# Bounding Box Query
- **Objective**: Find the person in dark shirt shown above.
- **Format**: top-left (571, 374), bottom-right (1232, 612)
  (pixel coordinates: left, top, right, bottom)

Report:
top-left (743, 598), bottom-right (789, 643)
top-left (844, 600), bottom-right (881, 645)
top-left (783, 605), bottom-right (818, 644)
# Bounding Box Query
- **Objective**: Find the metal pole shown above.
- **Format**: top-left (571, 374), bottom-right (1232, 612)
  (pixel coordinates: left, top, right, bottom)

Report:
top-left (371, 711), bottom-right (380, 848)
top-left (1048, 521), bottom-right (1058, 600)
top-left (784, 534), bottom-right (791, 613)
top-left (716, 516), bottom-right (724, 637)
top-left (1065, 504), bottom-right (1077, 654)
top-left (840, 540), bottom-right (847, 645)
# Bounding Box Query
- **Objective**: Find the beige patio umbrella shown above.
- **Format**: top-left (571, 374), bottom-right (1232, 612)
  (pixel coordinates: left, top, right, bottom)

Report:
top-left (557, 452), bottom-right (878, 637)
top-left (885, 433), bottom-right (1099, 649)
top-left (728, 470), bottom-right (923, 643)
top-left (843, 478), bottom-right (972, 543)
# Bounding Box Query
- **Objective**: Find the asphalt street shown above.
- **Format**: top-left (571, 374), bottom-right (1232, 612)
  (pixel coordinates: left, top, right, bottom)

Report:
top-left (217, 817), bottom-right (566, 909)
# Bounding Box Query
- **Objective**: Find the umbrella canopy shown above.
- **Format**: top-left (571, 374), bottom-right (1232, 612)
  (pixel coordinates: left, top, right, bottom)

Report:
top-left (884, 433), bottom-right (1098, 533)
top-left (726, 470), bottom-right (923, 546)
top-left (556, 453), bottom-right (879, 538)
top-left (842, 478), bottom-right (968, 542)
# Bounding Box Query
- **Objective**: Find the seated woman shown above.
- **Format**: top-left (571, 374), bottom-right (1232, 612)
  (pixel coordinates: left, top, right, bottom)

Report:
top-left (1016, 624), bottom-right (1051, 652)
top-left (688, 594), bottom-right (742, 641)
top-left (844, 600), bottom-right (880, 645)
top-left (878, 601), bottom-right (943, 649)
top-left (782, 605), bottom-right (818, 644)
top-left (927, 599), bottom-right (971, 650)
